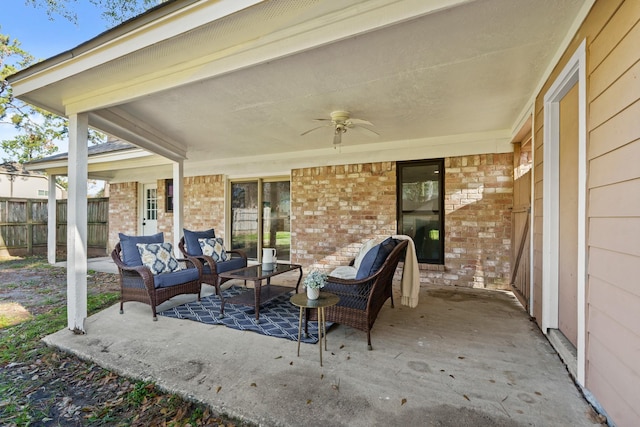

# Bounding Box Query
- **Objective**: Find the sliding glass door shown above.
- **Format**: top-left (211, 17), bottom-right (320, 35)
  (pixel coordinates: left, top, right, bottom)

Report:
top-left (230, 182), bottom-right (259, 258)
top-left (230, 179), bottom-right (290, 261)
top-left (262, 181), bottom-right (291, 261)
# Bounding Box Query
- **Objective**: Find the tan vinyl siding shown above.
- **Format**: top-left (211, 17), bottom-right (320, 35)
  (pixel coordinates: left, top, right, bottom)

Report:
top-left (589, 99), bottom-right (640, 159)
top-left (589, 179), bottom-right (640, 218)
top-left (588, 0), bottom-right (640, 418)
top-left (589, 60), bottom-right (640, 127)
top-left (589, 142), bottom-right (640, 187)
top-left (586, 330), bottom-right (639, 423)
top-left (533, 0), bottom-right (640, 425)
top-left (587, 2), bottom-right (640, 425)
top-left (589, 15), bottom-right (640, 96)
top-left (588, 247), bottom-right (640, 297)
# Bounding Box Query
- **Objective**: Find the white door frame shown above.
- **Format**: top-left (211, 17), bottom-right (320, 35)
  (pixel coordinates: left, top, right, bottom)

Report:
top-left (542, 39), bottom-right (587, 384)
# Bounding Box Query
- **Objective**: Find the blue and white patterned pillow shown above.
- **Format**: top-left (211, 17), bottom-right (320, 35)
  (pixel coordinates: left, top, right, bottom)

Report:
top-left (198, 237), bottom-right (228, 262)
top-left (136, 242), bottom-right (182, 275)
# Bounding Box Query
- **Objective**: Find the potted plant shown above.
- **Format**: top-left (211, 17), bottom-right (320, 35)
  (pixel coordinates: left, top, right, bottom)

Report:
top-left (303, 269), bottom-right (327, 300)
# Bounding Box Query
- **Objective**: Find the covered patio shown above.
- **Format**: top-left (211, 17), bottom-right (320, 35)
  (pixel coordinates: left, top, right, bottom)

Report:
top-left (43, 279), bottom-right (600, 426)
top-left (12, 0), bottom-right (634, 423)
top-left (8, 0), bottom-right (590, 331)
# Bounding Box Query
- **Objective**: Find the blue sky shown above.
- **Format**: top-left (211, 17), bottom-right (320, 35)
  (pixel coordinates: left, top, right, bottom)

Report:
top-left (1, 1), bottom-right (113, 159)
top-left (2, 1), bottom-right (109, 60)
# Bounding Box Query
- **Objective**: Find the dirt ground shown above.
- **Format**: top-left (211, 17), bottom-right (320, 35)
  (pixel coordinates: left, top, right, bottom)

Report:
top-left (0, 261), bottom-right (118, 319)
top-left (0, 257), bottom-right (249, 426)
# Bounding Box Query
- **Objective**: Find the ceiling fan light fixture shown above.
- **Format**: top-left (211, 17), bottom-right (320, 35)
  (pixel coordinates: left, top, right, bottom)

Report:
top-left (333, 125), bottom-right (346, 145)
top-left (330, 110), bottom-right (351, 123)
top-left (301, 110), bottom-right (376, 147)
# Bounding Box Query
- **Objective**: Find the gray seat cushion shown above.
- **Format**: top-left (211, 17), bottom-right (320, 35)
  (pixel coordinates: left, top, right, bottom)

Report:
top-left (153, 268), bottom-right (200, 289)
top-left (201, 256), bottom-right (246, 275)
top-left (213, 257), bottom-right (246, 274)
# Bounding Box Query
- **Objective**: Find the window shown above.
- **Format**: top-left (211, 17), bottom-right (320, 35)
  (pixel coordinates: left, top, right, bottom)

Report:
top-left (165, 179), bottom-right (173, 212)
top-left (397, 159), bottom-right (444, 264)
top-left (38, 190), bottom-right (48, 196)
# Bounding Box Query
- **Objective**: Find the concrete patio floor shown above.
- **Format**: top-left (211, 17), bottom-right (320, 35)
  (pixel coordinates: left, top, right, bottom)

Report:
top-left (44, 275), bottom-right (602, 427)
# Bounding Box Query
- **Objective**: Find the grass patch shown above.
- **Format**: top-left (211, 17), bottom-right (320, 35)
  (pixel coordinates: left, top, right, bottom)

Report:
top-left (0, 257), bottom-right (249, 426)
top-left (0, 256), bottom-right (50, 270)
top-left (0, 292), bottom-right (118, 365)
top-left (0, 304), bottom-right (33, 329)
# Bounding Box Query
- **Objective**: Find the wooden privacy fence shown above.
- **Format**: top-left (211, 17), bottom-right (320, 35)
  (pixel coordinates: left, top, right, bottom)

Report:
top-left (0, 197), bottom-right (109, 258)
top-left (510, 170), bottom-right (531, 310)
top-left (232, 208), bottom-right (258, 233)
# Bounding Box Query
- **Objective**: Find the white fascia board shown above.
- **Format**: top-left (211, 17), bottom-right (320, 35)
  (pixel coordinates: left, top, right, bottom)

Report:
top-left (60, 0), bottom-right (469, 115)
top-left (9, 0), bottom-right (264, 97)
top-left (89, 148), bottom-right (155, 164)
top-left (25, 149), bottom-right (167, 176)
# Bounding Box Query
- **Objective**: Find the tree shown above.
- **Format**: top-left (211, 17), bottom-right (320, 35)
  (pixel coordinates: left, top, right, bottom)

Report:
top-left (0, 1), bottom-right (162, 163)
top-left (1, 30), bottom-right (106, 163)
top-left (0, 30), bottom-right (60, 163)
top-left (25, 0), bottom-right (162, 26)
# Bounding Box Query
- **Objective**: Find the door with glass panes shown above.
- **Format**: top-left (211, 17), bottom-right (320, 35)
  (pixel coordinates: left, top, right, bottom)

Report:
top-left (230, 179), bottom-right (290, 262)
top-left (141, 183), bottom-right (158, 235)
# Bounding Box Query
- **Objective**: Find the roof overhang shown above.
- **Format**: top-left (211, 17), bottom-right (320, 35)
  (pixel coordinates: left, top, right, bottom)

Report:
top-left (9, 0), bottom-right (593, 175)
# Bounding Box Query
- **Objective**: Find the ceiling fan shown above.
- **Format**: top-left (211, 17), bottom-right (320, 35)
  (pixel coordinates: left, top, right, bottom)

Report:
top-left (300, 110), bottom-right (379, 145)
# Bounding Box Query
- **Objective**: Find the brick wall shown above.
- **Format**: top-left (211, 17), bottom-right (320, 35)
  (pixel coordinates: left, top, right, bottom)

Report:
top-left (434, 153), bottom-right (513, 289)
top-left (291, 155), bottom-right (513, 289)
top-left (291, 163), bottom-right (397, 271)
top-left (108, 182), bottom-right (138, 250)
top-left (110, 156), bottom-right (512, 289)
top-left (158, 175), bottom-right (226, 244)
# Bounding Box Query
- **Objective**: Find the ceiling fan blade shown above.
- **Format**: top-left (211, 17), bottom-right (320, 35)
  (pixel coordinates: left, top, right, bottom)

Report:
top-left (353, 124), bottom-right (380, 136)
top-left (300, 124), bottom-right (331, 136)
top-left (349, 118), bottom-right (373, 126)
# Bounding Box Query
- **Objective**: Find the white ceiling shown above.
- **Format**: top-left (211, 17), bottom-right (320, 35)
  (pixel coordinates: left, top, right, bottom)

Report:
top-left (11, 0), bottom-right (590, 177)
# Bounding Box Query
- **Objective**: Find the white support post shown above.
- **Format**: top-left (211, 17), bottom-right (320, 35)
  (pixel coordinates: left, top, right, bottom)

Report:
top-left (67, 113), bottom-right (88, 333)
top-left (47, 175), bottom-right (57, 264)
top-left (172, 160), bottom-right (184, 255)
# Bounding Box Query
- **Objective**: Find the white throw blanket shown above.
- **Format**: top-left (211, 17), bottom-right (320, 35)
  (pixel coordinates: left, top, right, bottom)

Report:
top-left (393, 234), bottom-right (420, 308)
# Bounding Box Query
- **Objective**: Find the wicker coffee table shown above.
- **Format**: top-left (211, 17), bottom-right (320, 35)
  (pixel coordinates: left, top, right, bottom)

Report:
top-left (220, 263), bottom-right (302, 322)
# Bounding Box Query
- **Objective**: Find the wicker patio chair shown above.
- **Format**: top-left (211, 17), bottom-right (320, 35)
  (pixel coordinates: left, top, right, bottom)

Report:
top-left (178, 235), bottom-right (247, 315)
top-left (111, 241), bottom-right (203, 321)
top-left (309, 238), bottom-right (409, 350)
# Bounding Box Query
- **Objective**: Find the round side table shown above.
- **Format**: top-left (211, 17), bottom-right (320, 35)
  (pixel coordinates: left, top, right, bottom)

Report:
top-left (290, 291), bottom-right (339, 366)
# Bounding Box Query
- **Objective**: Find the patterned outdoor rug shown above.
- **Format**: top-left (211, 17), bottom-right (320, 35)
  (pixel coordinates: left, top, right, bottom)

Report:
top-left (158, 286), bottom-right (330, 344)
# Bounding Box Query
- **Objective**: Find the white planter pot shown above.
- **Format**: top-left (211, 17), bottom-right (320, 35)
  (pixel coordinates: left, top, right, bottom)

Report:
top-left (306, 287), bottom-right (320, 300)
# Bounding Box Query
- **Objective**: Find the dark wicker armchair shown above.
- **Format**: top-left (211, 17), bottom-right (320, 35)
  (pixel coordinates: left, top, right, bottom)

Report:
top-left (111, 242), bottom-right (203, 320)
top-left (178, 236), bottom-right (247, 315)
top-left (310, 238), bottom-right (408, 350)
